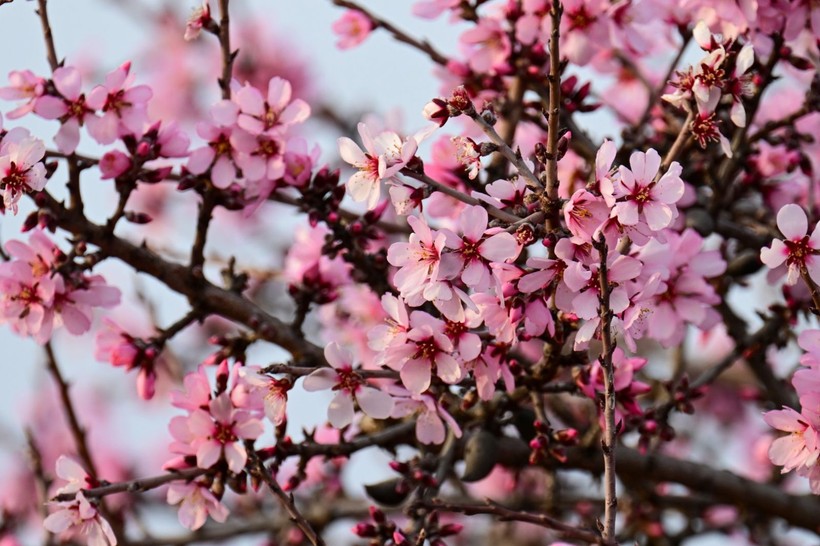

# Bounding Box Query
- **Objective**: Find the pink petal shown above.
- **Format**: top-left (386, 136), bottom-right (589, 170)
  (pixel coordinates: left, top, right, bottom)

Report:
top-left (356, 386), bottom-right (394, 419)
top-left (777, 204), bottom-right (808, 239)
top-left (760, 240), bottom-right (788, 268)
top-left (435, 353), bottom-right (462, 383)
top-left (400, 358), bottom-right (432, 395)
top-left (328, 391), bottom-right (355, 428)
top-left (223, 442), bottom-right (247, 473)
top-left (479, 232), bottom-right (519, 262)
top-left (303, 368), bottom-right (338, 391)
top-left (196, 440), bottom-right (222, 469)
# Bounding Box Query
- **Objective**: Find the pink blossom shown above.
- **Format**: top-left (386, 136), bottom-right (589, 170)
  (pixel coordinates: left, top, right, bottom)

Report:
top-left (412, 0), bottom-right (460, 19)
top-left (43, 492), bottom-right (117, 546)
top-left (442, 205), bottom-right (520, 291)
top-left (760, 204), bottom-right (820, 286)
top-left (391, 391), bottom-right (462, 445)
top-left (602, 148), bottom-right (685, 232)
top-left (85, 61), bottom-right (152, 144)
top-left (563, 189), bottom-right (609, 243)
top-left (332, 10), bottom-right (373, 49)
top-left (238, 367), bottom-right (291, 426)
top-left (0, 130), bottom-right (47, 213)
top-left (303, 342), bottom-right (394, 428)
top-left (184, 392), bottom-right (264, 473)
top-left (763, 406), bottom-right (820, 473)
top-left (338, 123), bottom-right (420, 209)
top-left (184, 2), bottom-right (212, 41)
top-left (33, 66), bottom-right (95, 154)
top-left (234, 77), bottom-right (310, 135)
top-left (0, 70), bottom-right (45, 119)
top-left (451, 136), bottom-right (482, 179)
top-left (167, 481), bottom-right (229, 530)
top-left (187, 102), bottom-right (253, 189)
top-left (53, 456), bottom-right (93, 496)
top-left (459, 18), bottom-right (512, 73)
top-left (95, 319), bottom-right (165, 400)
top-left (381, 312), bottom-right (461, 395)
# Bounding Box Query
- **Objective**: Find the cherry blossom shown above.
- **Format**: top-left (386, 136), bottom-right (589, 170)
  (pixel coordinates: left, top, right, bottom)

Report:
top-left (84, 61), bottom-right (152, 144)
top-left (234, 77), bottom-right (310, 135)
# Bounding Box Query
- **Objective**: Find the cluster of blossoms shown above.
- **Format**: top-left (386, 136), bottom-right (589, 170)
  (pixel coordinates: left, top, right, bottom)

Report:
top-left (0, 0), bottom-right (818, 544)
top-left (0, 231), bottom-right (120, 344)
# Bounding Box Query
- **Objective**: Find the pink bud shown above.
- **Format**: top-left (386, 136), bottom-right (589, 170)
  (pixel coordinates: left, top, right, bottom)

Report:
top-left (100, 150), bottom-right (131, 179)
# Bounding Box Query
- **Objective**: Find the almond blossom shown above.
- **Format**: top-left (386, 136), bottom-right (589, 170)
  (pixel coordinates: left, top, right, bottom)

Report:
top-left (182, 392), bottom-right (264, 473)
top-left (167, 480), bottom-right (229, 531)
top-left (303, 342), bottom-right (394, 428)
top-left (760, 204), bottom-right (820, 286)
top-left (442, 205), bottom-right (520, 291)
top-left (332, 10), bottom-right (373, 49)
top-left (33, 66), bottom-right (95, 154)
top-left (84, 61), bottom-right (152, 144)
top-left (338, 123), bottom-right (420, 209)
top-left (602, 148), bottom-right (685, 232)
top-left (44, 492), bottom-right (116, 546)
top-left (391, 390), bottom-right (462, 445)
top-left (0, 130), bottom-right (47, 213)
top-left (233, 77), bottom-right (310, 135)
top-left (237, 367), bottom-right (291, 426)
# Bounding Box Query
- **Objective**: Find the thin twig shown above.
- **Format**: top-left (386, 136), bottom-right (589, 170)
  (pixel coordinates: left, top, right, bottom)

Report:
top-left (420, 499), bottom-right (606, 544)
top-left (466, 109), bottom-right (544, 191)
top-left (331, 0), bottom-right (448, 66)
top-left (35, 0), bottom-right (59, 71)
top-left (594, 238), bottom-right (618, 540)
top-left (43, 342), bottom-right (99, 480)
top-left (247, 447), bottom-right (325, 546)
top-left (400, 169), bottom-right (524, 224)
top-left (544, 0), bottom-right (563, 200)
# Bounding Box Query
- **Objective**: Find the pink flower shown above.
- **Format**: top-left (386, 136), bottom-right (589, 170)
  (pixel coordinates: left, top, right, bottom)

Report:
top-left (303, 342), bottom-right (394, 428)
top-left (391, 390), bottom-right (462, 444)
top-left (563, 189), bottom-right (609, 243)
top-left (44, 492), bottom-right (117, 546)
top-left (95, 319), bottom-right (165, 400)
top-left (185, 392), bottom-right (264, 473)
top-left (442, 205), bottom-right (520, 291)
top-left (760, 204), bottom-right (820, 286)
top-left (459, 17), bottom-right (512, 73)
top-left (187, 102), bottom-right (252, 189)
top-left (338, 123), bottom-right (420, 209)
top-left (53, 456), bottom-right (93, 496)
top-left (0, 69), bottom-right (46, 119)
top-left (0, 130), bottom-right (47, 213)
top-left (332, 10), bottom-right (373, 49)
top-left (33, 66), bottom-right (95, 154)
top-left (451, 136), bottom-right (482, 179)
top-left (167, 481), bottom-right (229, 531)
top-left (234, 77), bottom-right (310, 135)
top-left (763, 407), bottom-right (820, 473)
top-left (184, 2), bottom-right (212, 41)
top-left (238, 367), bottom-right (292, 426)
top-left (382, 312), bottom-right (462, 395)
top-left (85, 61), bottom-right (152, 144)
top-left (602, 148), bottom-right (685, 232)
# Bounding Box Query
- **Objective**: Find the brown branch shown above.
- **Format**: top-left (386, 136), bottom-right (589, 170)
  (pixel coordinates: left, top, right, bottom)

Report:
top-left (247, 447), bottom-right (325, 546)
top-left (594, 239), bottom-right (618, 540)
top-left (38, 191), bottom-right (327, 364)
top-left (400, 169), bottom-right (524, 224)
top-left (217, 0), bottom-right (234, 100)
top-left (54, 467), bottom-right (207, 502)
top-left (544, 0), bottom-right (563, 200)
top-left (331, 0), bottom-right (448, 66)
top-left (420, 499), bottom-right (606, 544)
top-left (35, 0), bottom-right (59, 71)
top-left (465, 108), bottom-right (544, 191)
top-left (560, 445), bottom-right (820, 533)
top-left (43, 342), bottom-right (99, 481)
top-left (660, 110), bottom-right (693, 172)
